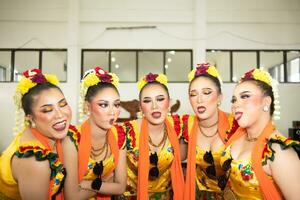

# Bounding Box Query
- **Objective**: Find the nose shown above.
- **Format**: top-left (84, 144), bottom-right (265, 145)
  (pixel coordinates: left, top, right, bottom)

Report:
top-left (55, 107), bottom-right (63, 118)
top-left (108, 105), bottom-right (115, 115)
top-left (152, 100), bottom-right (157, 109)
top-left (197, 94), bottom-right (203, 103)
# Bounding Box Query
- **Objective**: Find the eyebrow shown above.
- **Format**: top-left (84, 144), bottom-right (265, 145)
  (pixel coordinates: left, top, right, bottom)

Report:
top-left (239, 91), bottom-right (251, 95)
top-left (40, 98), bottom-right (66, 108)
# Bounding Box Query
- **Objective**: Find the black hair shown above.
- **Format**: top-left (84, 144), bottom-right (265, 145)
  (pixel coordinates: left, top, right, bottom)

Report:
top-left (139, 81), bottom-right (170, 100)
top-left (85, 82), bottom-right (119, 102)
top-left (241, 79), bottom-right (275, 115)
top-left (22, 82), bottom-right (62, 115)
top-left (189, 74), bottom-right (222, 94)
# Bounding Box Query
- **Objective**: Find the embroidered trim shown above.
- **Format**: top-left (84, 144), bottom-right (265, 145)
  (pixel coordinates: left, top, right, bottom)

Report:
top-left (125, 121), bottom-right (136, 150)
top-left (67, 125), bottom-right (81, 150)
top-left (181, 114), bottom-right (190, 142)
top-left (115, 124), bottom-right (126, 149)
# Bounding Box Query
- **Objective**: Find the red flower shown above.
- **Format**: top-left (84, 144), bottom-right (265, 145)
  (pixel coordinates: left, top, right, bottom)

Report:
top-left (242, 69), bottom-right (255, 80)
top-left (182, 114), bottom-right (190, 141)
top-left (145, 73), bottom-right (158, 82)
top-left (23, 68), bottom-right (47, 84)
top-left (172, 115), bottom-right (181, 136)
top-left (94, 66), bottom-right (113, 83)
top-left (195, 63), bottom-right (210, 77)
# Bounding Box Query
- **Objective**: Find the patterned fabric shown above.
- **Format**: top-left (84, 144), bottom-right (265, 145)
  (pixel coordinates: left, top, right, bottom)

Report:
top-left (67, 124), bottom-right (81, 150)
top-left (0, 129), bottom-right (70, 200)
top-left (120, 116), bottom-right (181, 199)
top-left (220, 134), bottom-right (300, 200)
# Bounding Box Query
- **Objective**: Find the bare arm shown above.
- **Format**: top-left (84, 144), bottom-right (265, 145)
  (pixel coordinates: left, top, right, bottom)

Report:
top-left (12, 156), bottom-right (50, 200)
top-left (62, 136), bottom-right (96, 200)
top-left (269, 143), bottom-right (300, 200)
top-left (80, 149), bottom-right (127, 195)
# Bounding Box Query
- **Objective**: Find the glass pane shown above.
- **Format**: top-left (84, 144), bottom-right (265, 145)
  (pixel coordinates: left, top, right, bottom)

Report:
top-left (110, 51), bottom-right (136, 82)
top-left (138, 51), bottom-right (163, 79)
top-left (232, 52), bottom-right (257, 82)
top-left (14, 51), bottom-right (39, 81)
top-left (82, 51), bottom-right (109, 76)
top-left (206, 51), bottom-right (230, 82)
top-left (287, 51), bottom-right (300, 82)
top-left (42, 51), bottom-right (67, 82)
top-left (0, 51), bottom-right (11, 81)
top-left (260, 51), bottom-right (284, 82)
top-left (165, 51), bottom-right (191, 82)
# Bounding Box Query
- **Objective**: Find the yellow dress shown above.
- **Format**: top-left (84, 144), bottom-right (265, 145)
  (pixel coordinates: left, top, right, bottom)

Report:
top-left (220, 135), bottom-right (300, 200)
top-left (0, 131), bottom-right (66, 200)
top-left (121, 116), bottom-right (181, 200)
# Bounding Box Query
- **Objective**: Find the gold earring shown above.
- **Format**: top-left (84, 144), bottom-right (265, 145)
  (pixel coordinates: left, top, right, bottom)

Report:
top-left (263, 105), bottom-right (269, 112)
top-left (167, 108), bottom-right (171, 116)
top-left (217, 102), bottom-right (221, 106)
top-left (137, 111), bottom-right (144, 119)
top-left (31, 121), bottom-right (36, 128)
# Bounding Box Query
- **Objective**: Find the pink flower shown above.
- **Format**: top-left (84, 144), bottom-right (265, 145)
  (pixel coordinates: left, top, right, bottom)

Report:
top-left (195, 63), bottom-right (210, 76)
top-left (243, 69), bottom-right (255, 80)
top-left (145, 73), bottom-right (158, 82)
top-left (99, 73), bottom-right (112, 83)
top-left (31, 73), bottom-right (47, 84)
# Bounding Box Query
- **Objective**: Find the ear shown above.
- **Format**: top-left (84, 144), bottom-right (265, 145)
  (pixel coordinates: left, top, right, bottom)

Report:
top-left (168, 98), bottom-right (173, 109)
top-left (218, 93), bottom-right (223, 104)
top-left (84, 101), bottom-right (91, 114)
top-left (263, 95), bottom-right (272, 107)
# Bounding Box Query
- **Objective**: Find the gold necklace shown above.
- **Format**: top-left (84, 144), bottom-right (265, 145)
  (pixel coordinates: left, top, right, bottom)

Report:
top-left (245, 134), bottom-right (258, 142)
top-left (199, 126), bottom-right (218, 138)
top-left (200, 120), bottom-right (219, 128)
top-left (149, 127), bottom-right (167, 148)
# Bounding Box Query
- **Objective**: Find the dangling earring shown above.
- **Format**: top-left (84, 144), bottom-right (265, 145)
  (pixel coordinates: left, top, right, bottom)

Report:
top-left (30, 121), bottom-right (36, 128)
top-left (137, 111), bottom-right (144, 119)
top-left (263, 105), bottom-right (269, 112)
top-left (24, 119), bottom-right (30, 127)
top-left (217, 101), bottom-right (221, 106)
top-left (167, 108), bottom-right (171, 116)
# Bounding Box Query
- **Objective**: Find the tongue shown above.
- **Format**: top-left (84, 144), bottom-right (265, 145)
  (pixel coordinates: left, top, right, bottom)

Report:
top-left (152, 112), bottom-right (161, 118)
top-left (53, 122), bottom-right (66, 131)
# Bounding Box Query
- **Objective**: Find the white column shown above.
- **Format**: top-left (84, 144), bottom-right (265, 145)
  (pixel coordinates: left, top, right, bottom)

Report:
top-left (193, 0), bottom-right (207, 66)
top-left (67, 0), bottom-right (80, 123)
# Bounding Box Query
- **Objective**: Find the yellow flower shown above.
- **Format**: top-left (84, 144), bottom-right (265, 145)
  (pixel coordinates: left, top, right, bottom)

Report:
top-left (252, 69), bottom-right (272, 86)
top-left (16, 78), bottom-right (36, 95)
top-left (137, 79), bottom-right (147, 91)
top-left (207, 66), bottom-right (219, 78)
top-left (188, 69), bottom-right (196, 82)
top-left (156, 74), bottom-right (168, 86)
top-left (45, 74), bottom-right (59, 86)
top-left (83, 74), bottom-right (100, 88)
top-left (111, 73), bottom-right (119, 87)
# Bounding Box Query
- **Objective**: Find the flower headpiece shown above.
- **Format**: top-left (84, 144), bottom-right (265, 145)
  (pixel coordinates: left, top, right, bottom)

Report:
top-left (137, 73), bottom-right (168, 91)
top-left (240, 68), bottom-right (280, 120)
top-left (188, 63), bottom-right (223, 85)
top-left (13, 68), bottom-right (59, 134)
top-left (79, 67), bottom-right (119, 122)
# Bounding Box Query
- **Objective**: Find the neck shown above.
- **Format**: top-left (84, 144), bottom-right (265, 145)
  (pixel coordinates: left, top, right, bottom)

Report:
top-left (246, 114), bottom-right (271, 139)
top-left (148, 122), bottom-right (165, 136)
top-left (198, 109), bottom-right (219, 128)
top-left (89, 119), bottom-right (108, 140)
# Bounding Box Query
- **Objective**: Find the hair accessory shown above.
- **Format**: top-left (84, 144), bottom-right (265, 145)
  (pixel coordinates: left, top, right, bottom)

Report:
top-left (188, 63), bottom-right (223, 85)
top-left (13, 68), bottom-right (59, 134)
top-left (79, 67), bottom-right (119, 122)
top-left (137, 73), bottom-right (168, 91)
top-left (240, 68), bottom-right (280, 120)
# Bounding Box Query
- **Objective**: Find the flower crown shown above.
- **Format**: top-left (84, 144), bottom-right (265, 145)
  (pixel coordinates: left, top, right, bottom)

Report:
top-left (79, 67), bottom-right (119, 121)
top-left (240, 68), bottom-right (280, 120)
top-left (137, 73), bottom-right (168, 91)
top-left (188, 63), bottom-right (223, 84)
top-left (13, 68), bottom-right (59, 134)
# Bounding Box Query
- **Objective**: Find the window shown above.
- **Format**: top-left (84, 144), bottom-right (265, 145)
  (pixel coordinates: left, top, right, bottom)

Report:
top-left (206, 50), bottom-right (231, 82)
top-left (0, 49), bottom-right (67, 82)
top-left (260, 51), bottom-right (284, 82)
top-left (287, 51), bottom-right (300, 82)
top-left (82, 49), bottom-right (193, 82)
top-left (232, 51), bottom-right (257, 82)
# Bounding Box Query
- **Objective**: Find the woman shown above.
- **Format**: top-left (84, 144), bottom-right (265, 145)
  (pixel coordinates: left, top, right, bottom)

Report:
top-left (117, 72), bottom-right (184, 200)
top-left (183, 63), bottom-right (236, 200)
top-left (222, 68), bottom-right (300, 200)
top-left (63, 66), bottom-right (127, 200)
top-left (0, 68), bottom-right (72, 199)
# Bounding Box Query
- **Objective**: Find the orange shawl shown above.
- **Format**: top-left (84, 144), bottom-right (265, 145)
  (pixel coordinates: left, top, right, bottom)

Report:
top-left (137, 118), bottom-right (184, 200)
top-left (78, 120), bottom-right (119, 200)
top-left (31, 128), bottom-right (64, 200)
top-left (226, 121), bottom-right (282, 200)
top-left (183, 109), bottom-right (230, 200)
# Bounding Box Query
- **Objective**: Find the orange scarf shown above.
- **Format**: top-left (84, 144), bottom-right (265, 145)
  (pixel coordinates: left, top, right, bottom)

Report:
top-left (78, 120), bottom-right (119, 200)
top-left (226, 121), bottom-right (282, 200)
top-left (137, 118), bottom-right (184, 200)
top-left (183, 110), bottom-right (230, 200)
top-left (31, 128), bottom-right (64, 200)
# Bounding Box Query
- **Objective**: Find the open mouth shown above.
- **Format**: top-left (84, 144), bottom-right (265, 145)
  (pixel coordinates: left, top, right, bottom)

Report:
top-left (52, 120), bottom-right (67, 132)
top-left (234, 112), bottom-right (243, 121)
top-left (109, 119), bottom-right (115, 125)
top-left (151, 112), bottom-right (162, 119)
top-left (197, 106), bottom-right (206, 114)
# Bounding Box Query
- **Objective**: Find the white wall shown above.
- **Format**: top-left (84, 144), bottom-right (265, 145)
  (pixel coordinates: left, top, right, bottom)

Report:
top-left (1, 0), bottom-right (300, 152)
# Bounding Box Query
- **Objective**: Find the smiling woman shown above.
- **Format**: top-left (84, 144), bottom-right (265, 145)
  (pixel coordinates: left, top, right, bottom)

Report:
top-left (0, 69), bottom-right (72, 200)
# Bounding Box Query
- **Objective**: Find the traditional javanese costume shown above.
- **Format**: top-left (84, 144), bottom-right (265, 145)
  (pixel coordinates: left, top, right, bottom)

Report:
top-left (0, 127), bottom-right (79, 200)
top-left (76, 120), bottom-right (126, 200)
top-left (119, 115), bottom-right (184, 200)
top-left (221, 121), bottom-right (300, 200)
top-left (183, 109), bottom-right (234, 200)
